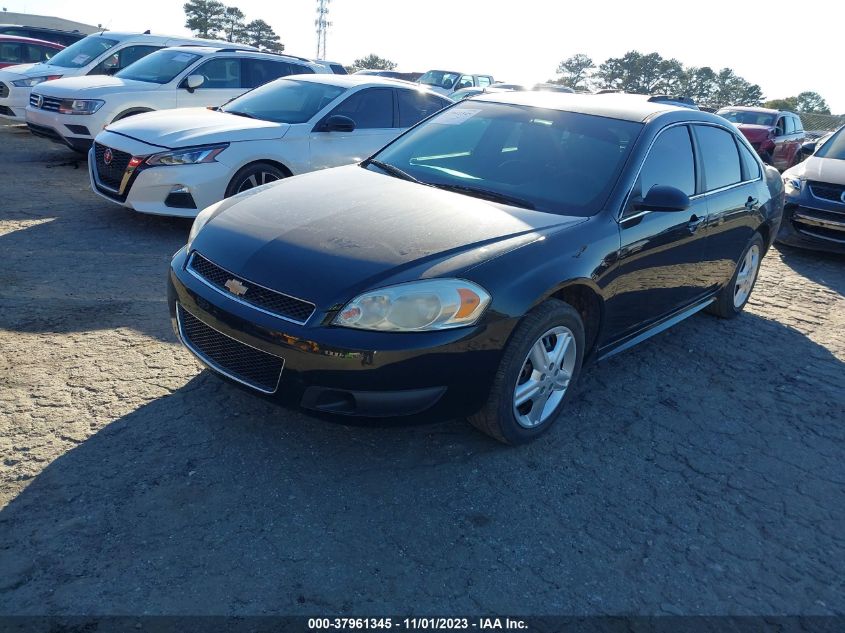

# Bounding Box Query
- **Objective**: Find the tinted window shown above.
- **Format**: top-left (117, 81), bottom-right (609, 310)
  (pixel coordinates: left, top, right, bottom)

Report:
top-left (638, 125), bottom-right (695, 197)
top-left (328, 88), bottom-right (393, 128)
top-left (694, 125), bottom-right (742, 191)
top-left (47, 35), bottom-right (118, 69)
top-left (222, 78), bottom-right (345, 124)
top-left (329, 63), bottom-right (347, 74)
top-left (193, 57), bottom-right (241, 89)
top-left (0, 42), bottom-right (21, 64)
top-left (784, 116), bottom-right (795, 134)
top-left (90, 44), bottom-right (160, 75)
top-left (117, 49), bottom-right (202, 84)
top-left (737, 140), bottom-right (761, 180)
top-left (370, 102), bottom-right (642, 216)
top-left (26, 44), bottom-right (57, 63)
top-left (397, 90), bottom-right (448, 127)
top-left (241, 59), bottom-right (307, 89)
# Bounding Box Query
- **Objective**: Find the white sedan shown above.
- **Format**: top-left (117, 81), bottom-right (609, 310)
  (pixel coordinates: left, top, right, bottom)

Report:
top-left (88, 75), bottom-right (451, 217)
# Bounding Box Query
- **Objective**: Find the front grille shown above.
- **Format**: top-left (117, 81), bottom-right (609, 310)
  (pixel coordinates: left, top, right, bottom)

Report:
top-left (188, 252), bottom-right (316, 324)
top-left (0, 82), bottom-right (8, 99)
top-left (177, 304), bottom-right (284, 394)
top-left (29, 93), bottom-right (62, 111)
top-left (809, 181), bottom-right (845, 203)
top-left (94, 142), bottom-right (131, 191)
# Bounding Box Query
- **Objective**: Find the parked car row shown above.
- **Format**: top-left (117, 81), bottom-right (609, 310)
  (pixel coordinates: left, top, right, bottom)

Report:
top-left (7, 29), bottom-right (832, 443)
top-left (0, 34), bottom-right (64, 69)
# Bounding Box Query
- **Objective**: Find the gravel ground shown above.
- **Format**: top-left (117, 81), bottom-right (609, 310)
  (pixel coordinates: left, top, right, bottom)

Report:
top-left (0, 122), bottom-right (843, 617)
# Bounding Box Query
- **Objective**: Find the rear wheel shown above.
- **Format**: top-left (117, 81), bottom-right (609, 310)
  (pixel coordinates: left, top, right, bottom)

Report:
top-left (225, 162), bottom-right (287, 197)
top-left (707, 233), bottom-right (764, 318)
top-left (468, 299), bottom-right (585, 444)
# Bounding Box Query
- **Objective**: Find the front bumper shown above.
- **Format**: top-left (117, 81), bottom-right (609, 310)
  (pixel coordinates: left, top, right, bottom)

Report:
top-left (776, 186), bottom-right (845, 254)
top-left (0, 82), bottom-right (28, 120)
top-left (167, 247), bottom-right (507, 418)
top-left (25, 103), bottom-right (98, 152)
top-left (88, 133), bottom-right (230, 218)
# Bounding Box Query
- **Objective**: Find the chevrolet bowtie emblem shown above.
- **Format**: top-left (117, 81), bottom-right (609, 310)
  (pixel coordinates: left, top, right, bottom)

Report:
top-left (224, 278), bottom-right (248, 296)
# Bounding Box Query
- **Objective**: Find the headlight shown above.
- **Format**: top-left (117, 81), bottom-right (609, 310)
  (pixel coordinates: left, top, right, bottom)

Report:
top-left (56, 99), bottom-right (105, 115)
top-left (783, 176), bottom-right (802, 195)
top-left (147, 144), bottom-right (228, 166)
top-left (11, 75), bottom-right (62, 87)
top-left (186, 200), bottom-right (225, 250)
top-left (334, 279), bottom-right (491, 332)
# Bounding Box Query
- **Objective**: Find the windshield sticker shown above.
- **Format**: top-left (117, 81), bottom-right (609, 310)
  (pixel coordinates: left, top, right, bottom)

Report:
top-left (71, 54), bottom-right (91, 64)
top-left (434, 109), bottom-right (481, 125)
top-left (172, 53), bottom-right (195, 63)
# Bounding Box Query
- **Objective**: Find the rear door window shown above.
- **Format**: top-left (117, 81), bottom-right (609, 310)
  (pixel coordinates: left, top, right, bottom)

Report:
top-left (241, 59), bottom-right (313, 89)
top-left (192, 57), bottom-right (242, 88)
top-left (693, 125), bottom-right (743, 191)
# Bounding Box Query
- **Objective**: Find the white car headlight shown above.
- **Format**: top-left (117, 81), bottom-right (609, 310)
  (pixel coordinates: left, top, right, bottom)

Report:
top-left (334, 279), bottom-right (491, 332)
top-left (186, 200), bottom-right (225, 250)
top-left (57, 99), bottom-right (104, 115)
top-left (12, 75), bottom-right (62, 87)
top-left (783, 176), bottom-right (802, 195)
top-left (147, 144), bottom-right (228, 166)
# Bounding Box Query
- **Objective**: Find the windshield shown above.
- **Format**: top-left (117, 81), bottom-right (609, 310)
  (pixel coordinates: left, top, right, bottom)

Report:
top-left (116, 49), bottom-right (201, 84)
top-left (368, 101), bottom-right (642, 217)
top-left (815, 128), bottom-right (845, 160)
top-left (419, 70), bottom-right (460, 90)
top-left (46, 35), bottom-right (118, 69)
top-left (718, 109), bottom-right (776, 127)
top-left (221, 78), bottom-right (346, 124)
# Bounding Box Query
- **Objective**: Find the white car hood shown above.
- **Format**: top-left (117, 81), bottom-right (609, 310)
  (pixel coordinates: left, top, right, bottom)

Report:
top-left (33, 75), bottom-right (155, 97)
top-left (1, 62), bottom-right (68, 79)
top-left (785, 156), bottom-right (845, 185)
top-left (105, 108), bottom-right (290, 147)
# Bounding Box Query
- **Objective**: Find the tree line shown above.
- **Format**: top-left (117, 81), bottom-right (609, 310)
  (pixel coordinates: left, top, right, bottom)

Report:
top-left (553, 52), bottom-right (833, 113)
top-left (184, 0), bottom-right (283, 51)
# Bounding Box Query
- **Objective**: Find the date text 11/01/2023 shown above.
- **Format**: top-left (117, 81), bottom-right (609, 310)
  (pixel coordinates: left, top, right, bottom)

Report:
top-left (307, 617), bottom-right (528, 630)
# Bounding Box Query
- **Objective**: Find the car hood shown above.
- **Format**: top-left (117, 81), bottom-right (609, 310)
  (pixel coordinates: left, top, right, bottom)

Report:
top-left (33, 75), bottom-right (156, 97)
top-left (0, 63), bottom-right (39, 79)
top-left (784, 155), bottom-right (845, 185)
top-left (734, 124), bottom-right (773, 141)
top-left (193, 165), bottom-right (585, 308)
top-left (106, 108), bottom-right (290, 147)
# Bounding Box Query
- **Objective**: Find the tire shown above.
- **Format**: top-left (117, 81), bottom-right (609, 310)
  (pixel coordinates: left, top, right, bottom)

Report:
top-left (468, 299), bottom-right (585, 445)
top-left (706, 233), bottom-right (764, 319)
top-left (225, 162), bottom-right (287, 197)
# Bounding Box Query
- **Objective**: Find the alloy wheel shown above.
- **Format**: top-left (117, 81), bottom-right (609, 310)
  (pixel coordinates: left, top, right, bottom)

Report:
top-left (236, 170), bottom-right (281, 193)
top-left (513, 326), bottom-right (577, 429)
top-left (733, 244), bottom-right (760, 308)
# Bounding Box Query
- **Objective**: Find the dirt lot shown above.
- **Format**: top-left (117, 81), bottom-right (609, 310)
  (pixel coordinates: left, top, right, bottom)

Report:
top-left (0, 122), bottom-right (843, 617)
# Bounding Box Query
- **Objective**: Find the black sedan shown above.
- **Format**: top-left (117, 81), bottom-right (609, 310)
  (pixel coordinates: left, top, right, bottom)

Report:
top-left (168, 92), bottom-right (784, 444)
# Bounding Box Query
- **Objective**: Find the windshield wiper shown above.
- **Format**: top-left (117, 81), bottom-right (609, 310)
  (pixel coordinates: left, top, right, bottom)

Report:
top-left (363, 159), bottom-right (421, 184)
top-left (430, 184), bottom-right (535, 210)
top-left (225, 110), bottom-right (258, 119)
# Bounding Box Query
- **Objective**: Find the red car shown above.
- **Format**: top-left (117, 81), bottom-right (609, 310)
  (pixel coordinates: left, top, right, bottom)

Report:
top-left (717, 106), bottom-right (806, 172)
top-left (0, 35), bottom-right (64, 69)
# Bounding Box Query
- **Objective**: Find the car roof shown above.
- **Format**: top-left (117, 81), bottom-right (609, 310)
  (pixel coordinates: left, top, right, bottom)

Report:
top-left (0, 34), bottom-right (64, 47)
top-left (161, 45), bottom-right (303, 60)
top-left (473, 91), bottom-right (717, 123)
top-left (717, 105), bottom-right (792, 115)
top-left (80, 31), bottom-right (245, 48)
top-left (291, 73), bottom-right (443, 91)
top-left (0, 24), bottom-right (82, 34)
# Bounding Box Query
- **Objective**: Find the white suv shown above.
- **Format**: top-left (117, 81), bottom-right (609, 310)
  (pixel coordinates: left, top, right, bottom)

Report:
top-left (88, 75), bottom-right (451, 217)
top-left (26, 46), bottom-right (331, 152)
top-left (0, 31), bottom-right (227, 123)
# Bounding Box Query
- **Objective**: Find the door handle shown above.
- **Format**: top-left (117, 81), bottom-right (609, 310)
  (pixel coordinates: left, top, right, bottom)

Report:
top-left (687, 214), bottom-right (705, 233)
top-left (745, 197), bottom-right (759, 210)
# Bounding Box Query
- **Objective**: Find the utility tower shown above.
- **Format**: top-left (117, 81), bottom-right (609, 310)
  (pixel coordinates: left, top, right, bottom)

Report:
top-left (315, 0), bottom-right (332, 60)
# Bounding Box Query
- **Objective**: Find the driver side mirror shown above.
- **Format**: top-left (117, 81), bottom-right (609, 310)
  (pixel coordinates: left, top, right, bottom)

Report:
top-left (321, 115), bottom-right (356, 133)
top-left (801, 141), bottom-right (817, 155)
top-left (185, 74), bottom-right (205, 92)
top-left (635, 185), bottom-right (691, 212)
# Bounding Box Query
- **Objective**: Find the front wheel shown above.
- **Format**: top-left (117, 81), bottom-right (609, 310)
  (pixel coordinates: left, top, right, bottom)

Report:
top-left (225, 162), bottom-right (287, 197)
top-left (706, 233), bottom-right (764, 319)
top-left (468, 299), bottom-right (585, 444)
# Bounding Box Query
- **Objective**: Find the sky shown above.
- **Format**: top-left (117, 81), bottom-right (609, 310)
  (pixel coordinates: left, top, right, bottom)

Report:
top-left (6, 0), bottom-right (844, 113)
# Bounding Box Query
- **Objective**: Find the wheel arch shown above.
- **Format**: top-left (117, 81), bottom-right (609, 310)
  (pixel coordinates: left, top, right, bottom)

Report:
top-left (546, 280), bottom-right (605, 359)
top-left (238, 158), bottom-right (294, 178)
top-left (112, 107), bottom-right (154, 122)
